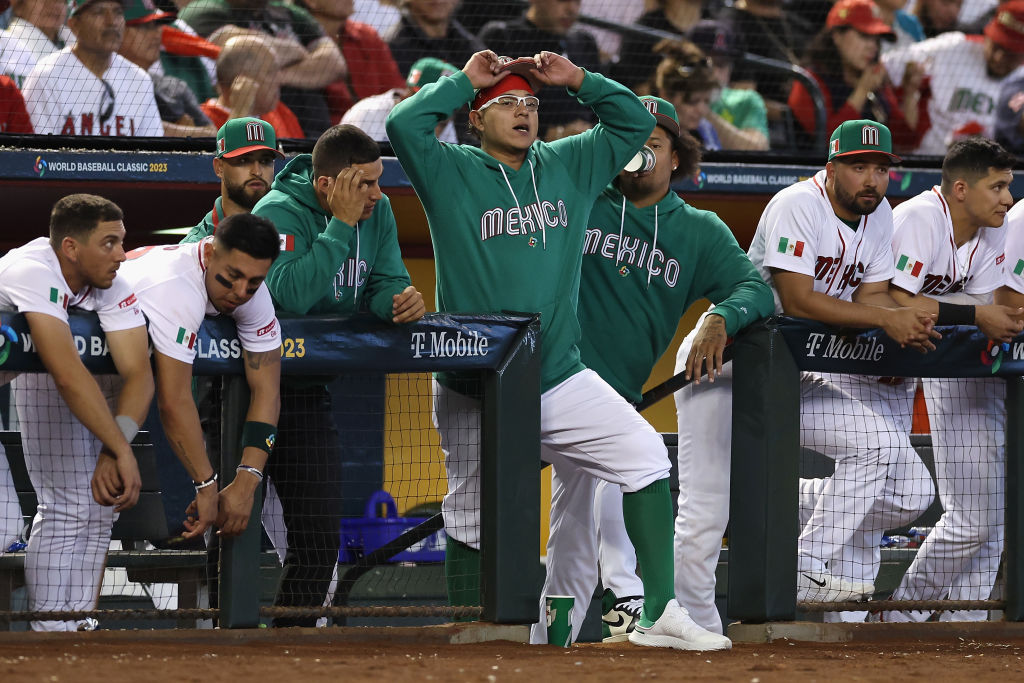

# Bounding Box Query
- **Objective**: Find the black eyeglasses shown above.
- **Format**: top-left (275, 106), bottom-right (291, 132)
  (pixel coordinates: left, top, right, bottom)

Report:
top-left (99, 79), bottom-right (114, 127)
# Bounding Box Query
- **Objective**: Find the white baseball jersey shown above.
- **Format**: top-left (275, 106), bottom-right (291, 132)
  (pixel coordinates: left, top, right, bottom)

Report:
top-left (0, 31), bottom-right (37, 89)
top-left (891, 187), bottom-right (1006, 299)
top-left (3, 19), bottom-right (73, 65)
top-left (748, 170), bottom-right (896, 313)
top-left (882, 33), bottom-right (1005, 156)
top-left (341, 89), bottom-right (457, 143)
top-left (117, 238), bottom-right (280, 364)
top-left (0, 237), bottom-right (143, 331)
top-left (1003, 200), bottom-right (1024, 293)
top-left (22, 48), bottom-right (163, 137)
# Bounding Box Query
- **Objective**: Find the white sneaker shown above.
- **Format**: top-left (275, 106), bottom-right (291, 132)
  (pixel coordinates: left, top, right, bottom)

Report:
top-left (797, 571), bottom-right (873, 602)
top-left (628, 599), bottom-right (732, 651)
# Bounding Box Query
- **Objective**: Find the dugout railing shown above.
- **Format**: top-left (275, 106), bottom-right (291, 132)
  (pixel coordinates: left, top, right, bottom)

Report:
top-left (730, 317), bottom-right (1024, 623)
top-left (0, 310), bottom-right (541, 629)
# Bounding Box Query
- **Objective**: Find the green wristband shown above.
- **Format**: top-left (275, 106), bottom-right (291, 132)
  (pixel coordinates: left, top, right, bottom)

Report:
top-left (241, 421), bottom-right (277, 455)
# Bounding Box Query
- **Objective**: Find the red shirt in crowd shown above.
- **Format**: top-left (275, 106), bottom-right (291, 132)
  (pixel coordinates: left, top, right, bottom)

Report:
top-left (201, 100), bottom-right (305, 139)
top-left (325, 19), bottom-right (406, 124)
top-left (0, 75), bottom-right (33, 134)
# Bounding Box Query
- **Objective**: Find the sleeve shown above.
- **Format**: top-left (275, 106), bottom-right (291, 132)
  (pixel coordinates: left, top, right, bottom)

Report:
top-left (788, 72), bottom-right (850, 136)
top-left (259, 202), bottom-right (356, 315)
top-left (1003, 210), bottom-right (1024, 293)
top-left (881, 84), bottom-right (926, 151)
top-left (232, 286), bottom-right (281, 352)
top-left (691, 214), bottom-right (775, 336)
top-left (0, 76), bottom-right (32, 133)
top-left (94, 278), bottom-right (146, 332)
top-left (21, 65), bottom-right (61, 135)
top-left (759, 190), bottom-right (823, 278)
top-left (138, 282), bottom-right (205, 364)
top-left (340, 98), bottom-right (388, 141)
top-left (362, 199), bottom-right (413, 322)
top-left (890, 204), bottom-right (934, 294)
top-left (1, 261), bottom-right (70, 323)
top-left (881, 34), bottom-right (948, 85)
top-left (477, 21), bottom-right (510, 55)
top-left (545, 70), bottom-right (656, 199)
top-left (386, 70), bottom-right (476, 201)
top-left (730, 90), bottom-right (769, 138)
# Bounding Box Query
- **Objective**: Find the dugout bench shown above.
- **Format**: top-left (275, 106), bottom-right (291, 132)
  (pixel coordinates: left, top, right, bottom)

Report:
top-left (0, 430), bottom-right (208, 628)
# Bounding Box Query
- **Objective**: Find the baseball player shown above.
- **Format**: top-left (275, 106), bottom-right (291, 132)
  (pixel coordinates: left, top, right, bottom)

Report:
top-left (387, 49), bottom-right (730, 650)
top-left (119, 213), bottom-right (282, 543)
top-left (673, 120), bottom-right (940, 631)
top-left (881, 0), bottom-right (1024, 155)
top-left (882, 137), bottom-right (1021, 622)
top-left (21, 0), bottom-right (163, 137)
top-left (0, 194), bottom-right (153, 631)
top-left (251, 123), bottom-right (425, 627)
top-left (581, 97), bottom-right (774, 641)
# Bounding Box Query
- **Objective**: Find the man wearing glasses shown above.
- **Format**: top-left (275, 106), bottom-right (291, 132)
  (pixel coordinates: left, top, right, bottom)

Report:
top-left (22, 0), bottom-right (162, 136)
top-left (386, 50), bottom-right (731, 650)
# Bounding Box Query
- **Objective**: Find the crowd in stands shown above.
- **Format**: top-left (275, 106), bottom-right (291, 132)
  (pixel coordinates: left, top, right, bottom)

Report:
top-left (3, 0), bottom-right (1024, 155)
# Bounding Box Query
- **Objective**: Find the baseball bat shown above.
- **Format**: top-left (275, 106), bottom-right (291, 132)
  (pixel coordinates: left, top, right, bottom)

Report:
top-left (634, 345), bottom-right (734, 412)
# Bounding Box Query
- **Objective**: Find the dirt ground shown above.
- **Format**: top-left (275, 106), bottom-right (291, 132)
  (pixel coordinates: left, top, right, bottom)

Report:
top-left (0, 629), bottom-right (1022, 682)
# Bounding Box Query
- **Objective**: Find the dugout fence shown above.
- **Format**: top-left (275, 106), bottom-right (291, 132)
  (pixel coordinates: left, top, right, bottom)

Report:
top-left (730, 317), bottom-right (1024, 623)
top-left (0, 311), bottom-right (540, 630)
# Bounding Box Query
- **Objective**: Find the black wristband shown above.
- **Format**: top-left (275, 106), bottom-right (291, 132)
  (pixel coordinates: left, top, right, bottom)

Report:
top-left (937, 302), bottom-right (975, 326)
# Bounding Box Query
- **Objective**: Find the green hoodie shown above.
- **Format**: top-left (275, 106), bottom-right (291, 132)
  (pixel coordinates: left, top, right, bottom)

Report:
top-left (579, 184), bottom-right (774, 403)
top-left (180, 196), bottom-right (227, 245)
top-left (252, 154), bottom-right (412, 319)
top-left (386, 70), bottom-right (655, 391)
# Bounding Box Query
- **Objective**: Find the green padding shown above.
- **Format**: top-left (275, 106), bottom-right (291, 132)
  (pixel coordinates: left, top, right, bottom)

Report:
top-left (445, 537), bottom-right (481, 622)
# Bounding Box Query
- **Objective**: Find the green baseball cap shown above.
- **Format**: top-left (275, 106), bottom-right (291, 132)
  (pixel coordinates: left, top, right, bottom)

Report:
top-left (639, 96), bottom-right (680, 138)
top-left (216, 118), bottom-right (284, 159)
top-left (69, 0), bottom-right (128, 18)
top-left (406, 57), bottom-right (459, 93)
top-left (123, 0), bottom-right (175, 25)
top-left (828, 119), bottom-right (901, 163)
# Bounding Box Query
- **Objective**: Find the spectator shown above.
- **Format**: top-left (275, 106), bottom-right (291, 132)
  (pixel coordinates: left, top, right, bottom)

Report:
top-left (180, 0), bottom-right (346, 137)
top-left (22, 0), bottom-right (164, 136)
top-left (297, 0), bottom-right (405, 124)
top-left (717, 0), bottom-right (813, 105)
top-left (454, 0), bottom-right (519, 36)
top-left (653, 40), bottom-right (721, 150)
top-left (0, 28), bottom-right (34, 87)
top-left (4, 0), bottom-right (74, 63)
top-left (384, 0), bottom-right (484, 78)
top-left (157, 18), bottom-right (220, 104)
top-left (201, 34), bottom-right (305, 138)
top-left (581, 0), bottom-right (644, 65)
top-left (994, 58), bottom-right (1024, 150)
top-left (875, 0), bottom-right (927, 54)
top-left (913, 0), bottom-right (964, 38)
top-left (688, 18), bottom-right (769, 150)
top-left (352, 0), bottom-right (401, 36)
top-left (118, 0), bottom-right (216, 137)
top-left (615, 0), bottom-right (708, 92)
top-left (478, 0), bottom-right (602, 138)
top-left (882, 0), bottom-right (1024, 155)
top-left (341, 56), bottom-right (458, 142)
top-left (789, 0), bottom-right (928, 154)
top-left (0, 72), bottom-right (30, 131)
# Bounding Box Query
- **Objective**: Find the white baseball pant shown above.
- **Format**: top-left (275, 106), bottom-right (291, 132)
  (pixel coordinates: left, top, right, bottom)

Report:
top-left (433, 369), bottom-right (670, 645)
top-left (593, 480), bottom-right (643, 601)
top-left (14, 373), bottom-right (119, 631)
top-left (886, 376), bottom-right (1005, 622)
top-left (0, 443), bottom-right (21, 553)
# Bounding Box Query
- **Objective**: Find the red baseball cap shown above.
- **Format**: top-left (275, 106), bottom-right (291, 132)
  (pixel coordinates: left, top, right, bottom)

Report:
top-left (985, 1), bottom-right (1024, 53)
top-left (826, 0), bottom-right (896, 39)
top-left (471, 74), bottom-right (535, 111)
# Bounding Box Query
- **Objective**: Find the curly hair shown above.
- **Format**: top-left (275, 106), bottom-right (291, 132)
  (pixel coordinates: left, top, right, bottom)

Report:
top-left (652, 39), bottom-right (719, 99)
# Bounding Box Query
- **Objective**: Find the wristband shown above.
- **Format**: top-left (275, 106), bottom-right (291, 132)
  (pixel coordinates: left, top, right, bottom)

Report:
top-left (236, 464), bottom-right (264, 482)
top-left (241, 421), bottom-right (277, 455)
top-left (115, 415), bottom-right (139, 443)
top-left (937, 302), bottom-right (975, 326)
top-left (193, 473), bottom-right (217, 491)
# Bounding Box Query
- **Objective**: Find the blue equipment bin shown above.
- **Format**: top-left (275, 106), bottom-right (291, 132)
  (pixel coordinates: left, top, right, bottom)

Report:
top-left (339, 490), bottom-right (446, 563)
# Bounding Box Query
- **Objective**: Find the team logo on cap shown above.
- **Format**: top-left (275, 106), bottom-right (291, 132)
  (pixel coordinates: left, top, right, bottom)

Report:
top-left (217, 138), bottom-right (226, 154)
top-left (642, 100), bottom-right (659, 116)
top-left (861, 125), bottom-right (880, 146)
top-left (246, 121), bottom-right (265, 142)
top-left (829, 139), bottom-right (840, 155)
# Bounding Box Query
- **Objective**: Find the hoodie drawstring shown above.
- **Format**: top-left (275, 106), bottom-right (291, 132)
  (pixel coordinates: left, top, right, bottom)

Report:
top-left (499, 160), bottom-right (546, 249)
top-left (615, 195), bottom-right (627, 267)
top-left (648, 205), bottom-right (659, 289)
top-left (353, 222), bottom-right (361, 304)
